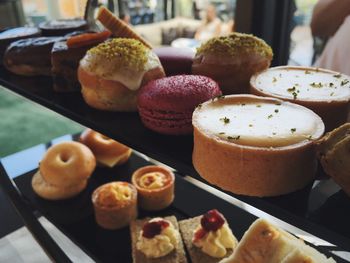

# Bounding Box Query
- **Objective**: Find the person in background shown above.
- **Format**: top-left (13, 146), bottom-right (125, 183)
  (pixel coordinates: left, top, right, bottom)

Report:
top-left (120, 13), bottom-right (131, 24)
top-left (195, 4), bottom-right (222, 42)
top-left (311, 0), bottom-right (350, 74)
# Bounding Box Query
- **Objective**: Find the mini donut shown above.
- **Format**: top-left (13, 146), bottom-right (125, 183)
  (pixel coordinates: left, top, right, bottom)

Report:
top-left (39, 141), bottom-right (96, 188)
top-left (32, 171), bottom-right (88, 200)
top-left (79, 129), bottom-right (132, 167)
top-left (78, 38), bottom-right (165, 111)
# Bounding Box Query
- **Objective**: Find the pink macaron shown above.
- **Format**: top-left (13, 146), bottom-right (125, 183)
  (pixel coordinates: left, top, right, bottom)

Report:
top-left (137, 75), bottom-right (222, 135)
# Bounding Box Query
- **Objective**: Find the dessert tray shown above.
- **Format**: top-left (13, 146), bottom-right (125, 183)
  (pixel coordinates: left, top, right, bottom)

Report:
top-left (0, 68), bottom-right (350, 261)
top-left (0, 134), bottom-right (347, 262)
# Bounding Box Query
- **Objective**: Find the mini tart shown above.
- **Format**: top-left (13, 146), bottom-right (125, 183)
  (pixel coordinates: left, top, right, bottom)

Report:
top-left (250, 66), bottom-right (350, 131)
top-left (192, 95), bottom-right (325, 197)
top-left (92, 182), bottom-right (137, 229)
top-left (79, 129), bottom-right (132, 167)
top-left (132, 165), bottom-right (175, 211)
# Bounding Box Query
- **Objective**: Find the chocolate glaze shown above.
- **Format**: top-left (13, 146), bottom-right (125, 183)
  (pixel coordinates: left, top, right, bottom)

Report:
top-left (40, 19), bottom-right (88, 36)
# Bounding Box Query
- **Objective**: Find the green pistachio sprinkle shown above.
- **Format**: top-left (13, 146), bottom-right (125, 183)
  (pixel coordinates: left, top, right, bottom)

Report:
top-left (291, 128), bottom-right (296, 133)
top-left (220, 117), bottom-right (230, 124)
top-left (196, 32), bottom-right (273, 58)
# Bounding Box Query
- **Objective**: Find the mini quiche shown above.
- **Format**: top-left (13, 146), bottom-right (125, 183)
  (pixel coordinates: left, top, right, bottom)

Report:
top-left (132, 165), bottom-right (175, 211)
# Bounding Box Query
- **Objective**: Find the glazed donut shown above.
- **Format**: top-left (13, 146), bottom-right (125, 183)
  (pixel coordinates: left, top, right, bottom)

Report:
top-left (32, 171), bottom-right (88, 200)
top-left (79, 129), bottom-right (132, 167)
top-left (78, 38), bottom-right (165, 112)
top-left (40, 141), bottom-right (96, 188)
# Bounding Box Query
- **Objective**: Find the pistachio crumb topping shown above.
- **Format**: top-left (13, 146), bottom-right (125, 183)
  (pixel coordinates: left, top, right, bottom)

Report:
top-left (291, 128), bottom-right (296, 133)
top-left (196, 32), bottom-right (273, 58)
top-left (341, 79), bottom-right (349, 86)
top-left (220, 117), bottom-right (230, 124)
top-left (87, 38), bottom-right (149, 71)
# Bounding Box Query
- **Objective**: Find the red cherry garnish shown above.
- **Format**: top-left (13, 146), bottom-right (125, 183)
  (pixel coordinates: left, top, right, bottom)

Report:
top-left (200, 209), bottom-right (225, 232)
top-left (142, 220), bottom-right (170, 239)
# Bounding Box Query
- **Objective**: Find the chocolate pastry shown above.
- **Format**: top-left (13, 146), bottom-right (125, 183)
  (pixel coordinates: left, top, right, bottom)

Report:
top-left (0, 27), bottom-right (41, 65)
top-left (51, 40), bottom-right (94, 91)
top-left (4, 37), bottom-right (61, 76)
top-left (39, 19), bottom-right (88, 36)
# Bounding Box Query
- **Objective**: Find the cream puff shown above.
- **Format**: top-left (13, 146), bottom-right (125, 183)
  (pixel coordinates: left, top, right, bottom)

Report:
top-left (192, 33), bottom-right (273, 95)
top-left (78, 38), bottom-right (165, 111)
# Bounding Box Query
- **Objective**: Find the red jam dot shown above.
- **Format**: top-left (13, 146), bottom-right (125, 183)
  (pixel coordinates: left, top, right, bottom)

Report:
top-left (142, 220), bottom-right (170, 239)
top-left (194, 228), bottom-right (207, 242)
top-left (200, 209), bottom-right (225, 232)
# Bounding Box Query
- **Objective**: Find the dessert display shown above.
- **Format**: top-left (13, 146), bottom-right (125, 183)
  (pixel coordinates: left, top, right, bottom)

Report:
top-left (154, 47), bottom-right (195, 76)
top-left (221, 218), bottom-right (335, 263)
top-left (97, 6), bottom-right (152, 49)
top-left (39, 19), bottom-right (88, 36)
top-left (192, 94), bottom-right (325, 197)
top-left (192, 32), bottom-right (273, 94)
top-left (131, 165), bottom-right (175, 211)
top-left (31, 141), bottom-right (96, 200)
top-left (51, 31), bottom-right (111, 92)
top-left (0, 27), bottom-right (41, 64)
top-left (79, 129), bottom-right (132, 167)
top-left (179, 209), bottom-right (237, 262)
top-left (78, 38), bottom-right (165, 111)
top-left (92, 181), bottom-right (138, 229)
top-left (250, 66), bottom-right (350, 131)
top-left (4, 37), bottom-right (61, 76)
top-left (317, 123), bottom-right (350, 196)
top-left (130, 216), bottom-right (187, 262)
top-left (137, 75), bottom-right (222, 135)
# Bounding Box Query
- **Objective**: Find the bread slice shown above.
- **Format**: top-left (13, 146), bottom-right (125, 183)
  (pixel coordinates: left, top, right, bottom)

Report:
top-left (130, 216), bottom-right (187, 263)
top-left (179, 216), bottom-right (235, 263)
top-left (220, 218), bottom-right (335, 263)
top-left (317, 123), bottom-right (350, 195)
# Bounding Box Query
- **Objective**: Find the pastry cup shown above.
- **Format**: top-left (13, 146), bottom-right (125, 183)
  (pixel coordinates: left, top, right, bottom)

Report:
top-left (132, 165), bottom-right (175, 211)
top-left (192, 95), bottom-right (325, 197)
top-left (92, 182), bottom-right (138, 229)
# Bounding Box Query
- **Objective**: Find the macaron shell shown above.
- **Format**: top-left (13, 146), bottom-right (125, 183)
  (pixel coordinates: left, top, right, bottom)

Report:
top-left (137, 75), bottom-right (221, 135)
top-left (140, 113), bottom-right (192, 135)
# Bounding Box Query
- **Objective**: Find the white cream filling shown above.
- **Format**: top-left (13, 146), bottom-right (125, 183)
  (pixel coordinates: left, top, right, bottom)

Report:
top-left (80, 50), bottom-right (161, 91)
top-left (195, 101), bottom-right (324, 147)
top-left (254, 67), bottom-right (350, 101)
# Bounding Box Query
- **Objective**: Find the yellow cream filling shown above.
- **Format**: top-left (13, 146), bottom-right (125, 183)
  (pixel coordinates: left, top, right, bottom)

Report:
top-left (139, 172), bottom-right (165, 189)
top-left (193, 223), bottom-right (237, 258)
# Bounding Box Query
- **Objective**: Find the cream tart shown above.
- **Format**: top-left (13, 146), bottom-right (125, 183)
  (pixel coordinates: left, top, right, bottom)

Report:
top-left (130, 216), bottom-right (187, 263)
top-left (192, 95), bottom-right (325, 197)
top-left (179, 209), bottom-right (237, 263)
top-left (250, 66), bottom-right (350, 131)
top-left (132, 165), bottom-right (175, 211)
top-left (92, 182), bottom-right (137, 229)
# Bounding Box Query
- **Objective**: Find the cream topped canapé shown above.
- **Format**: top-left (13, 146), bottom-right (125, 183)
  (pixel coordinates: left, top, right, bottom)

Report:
top-left (193, 95), bottom-right (324, 148)
top-left (137, 218), bottom-right (178, 258)
top-left (192, 209), bottom-right (237, 258)
top-left (80, 38), bottom-right (161, 91)
top-left (251, 66), bottom-right (350, 102)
